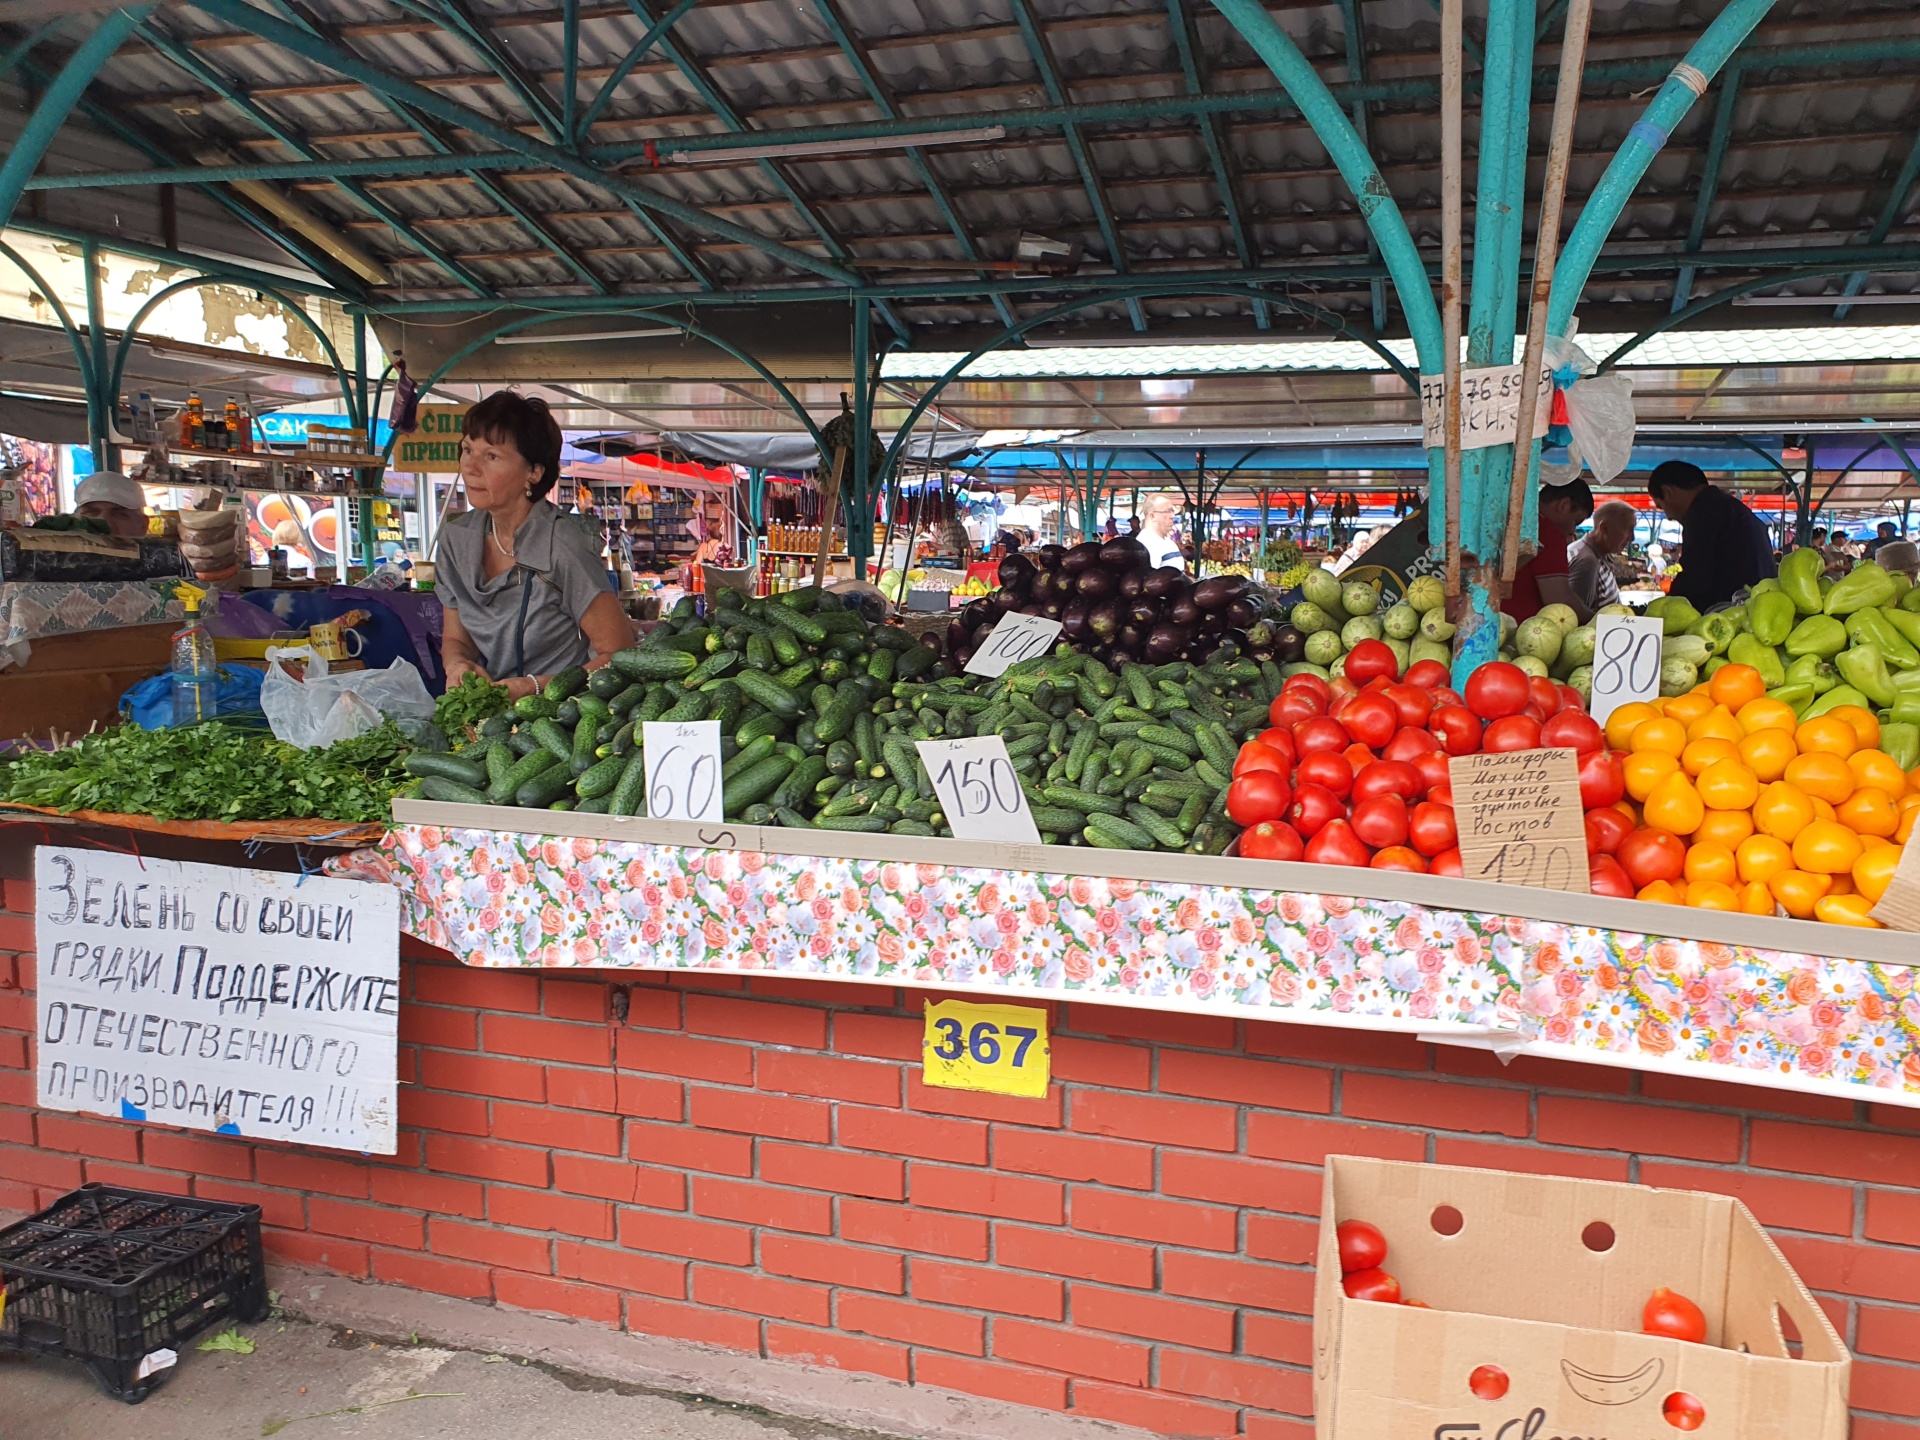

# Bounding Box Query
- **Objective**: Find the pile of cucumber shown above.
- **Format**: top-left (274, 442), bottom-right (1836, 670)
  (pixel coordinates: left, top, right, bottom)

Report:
top-left (400, 586), bottom-right (1283, 852)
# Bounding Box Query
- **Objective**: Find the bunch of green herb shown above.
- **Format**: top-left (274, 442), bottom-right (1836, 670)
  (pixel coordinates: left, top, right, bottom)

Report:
top-left (433, 671), bottom-right (510, 741)
top-left (0, 719), bottom-right (412, 823)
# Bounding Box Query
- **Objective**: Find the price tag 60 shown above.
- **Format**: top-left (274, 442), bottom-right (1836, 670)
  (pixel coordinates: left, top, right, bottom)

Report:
top-left (923, 999), bottom-right (1050, 1097)
top-left (964, 612), bottom-right (1064, 677)
top-left (641, 720), bottom-right (723, 823)
top-left (916, 736), bottom-right (1041, 844)
top-left (1589, 614), bottom-right (1666, 726)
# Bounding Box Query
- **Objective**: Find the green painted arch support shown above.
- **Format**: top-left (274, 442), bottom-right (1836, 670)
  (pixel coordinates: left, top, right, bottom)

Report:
top-left (0, 240), bottom-right (95, 399)
top-left (0, 8), bottom-right (151, 231)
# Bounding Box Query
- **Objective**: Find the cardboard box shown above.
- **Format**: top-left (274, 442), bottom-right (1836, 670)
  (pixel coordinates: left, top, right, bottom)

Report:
top-left (1314, 1157), bottom-right (1849, 1439)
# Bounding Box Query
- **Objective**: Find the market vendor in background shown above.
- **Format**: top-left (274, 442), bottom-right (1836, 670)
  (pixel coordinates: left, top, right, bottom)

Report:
top-left (1140, 492), bottom-right (1185, 569)
top-left (1504, 476), bottom-right (1594, 622)
top-left (439, 391), bottom-right (635, 700)
top-left (71, 471), bottom-right (150, 539)
top-left (1647, 459), bottom-right (1777, 610)
top-left (1566, 499), bottom-right (1636, 615)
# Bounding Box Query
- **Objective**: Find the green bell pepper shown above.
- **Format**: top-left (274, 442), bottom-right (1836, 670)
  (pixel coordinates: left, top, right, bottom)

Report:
top-left (1825, 561), bottom-right (1897, 616)
top-left (1903, 587), bottom-right (1920, 614)
top-left (1765, 682), bottom-right (1816, 716)
top-left (1645, 595), bottom-right (1701, 635)
top-left (1748, 590), bottom-right (1796, 647)
top-left (1784, 614), bottom-right (1848, 659)
top-left (1784, 653), bottom-right (1839, 694)
top-left (1893, 666), bottom-right (1920, 695)
top-left (1883, 606), bottom-right (1920, 651)
top-left (1687, 611), bottom-right (1738, 656)
top-left (1728, 633), bottom-right (1786, 687)
top-left (1749, 577), bottom-right (1781, 598)
top-left (1893, 574), bottom-right (1914, 605)
top-left (1847, 608), bottom-right (1920, 669)
top-left (1835, 644), bottom-right (1897, 707)
top-left (1778, 546), bottom-right (1826, 614)
top-left (1803, 684), bottom-right (1872, 720)
top-left (1880, 721), bottom-right (1920, 772)
top-left (1892, 695), bottom-right (1920, 727)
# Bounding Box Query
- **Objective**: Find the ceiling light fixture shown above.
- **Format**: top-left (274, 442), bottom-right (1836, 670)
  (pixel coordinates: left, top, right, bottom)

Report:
top-left (1732, 294), bottom-right (1920, 307)
top-left (493, 327), bottom-right (682, 345)
top-left (665, 126), bottom-right (1005, 165)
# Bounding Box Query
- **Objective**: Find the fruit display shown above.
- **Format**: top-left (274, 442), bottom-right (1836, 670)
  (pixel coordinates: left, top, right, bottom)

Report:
top-left (1287, 565), bottom-right (1452, 678)
top-left (948, 574), bottom-right (995, 599)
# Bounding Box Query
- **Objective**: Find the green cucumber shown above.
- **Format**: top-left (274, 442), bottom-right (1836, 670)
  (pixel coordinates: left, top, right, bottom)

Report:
top-left (610, 647), bottom-right (699, 682)
top-left (609, 751), bottom-right (649, 816)
top-left (724, 755), bottom-right (795, 812)
top-left (737, 670), bottom-right (803, 720)
top-left (577, 753), bottom-right (629, 800)
top-left (404, 751), bottom-right (487, 787)
top-left (545, 665), bottom-right (589, 702)
top-left (420, 775), bottom-right (489, 805)
top-left (517, 767), bottom-right (575, 808)
top-left (530, 718), bottom-right (575, 761)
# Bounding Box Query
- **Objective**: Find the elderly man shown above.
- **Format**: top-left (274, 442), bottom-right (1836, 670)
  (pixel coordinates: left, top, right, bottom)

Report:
top-left (1568, 500), bottom-right (1636, 617)
top-left (72, 471), bottom-right (150, 539)
top-left (1140, 493), bottom-right (1184, 569)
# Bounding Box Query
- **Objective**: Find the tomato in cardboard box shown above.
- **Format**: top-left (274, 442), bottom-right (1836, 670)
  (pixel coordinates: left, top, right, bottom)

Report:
top-left (1312, 1157), bottom-right (1849, 1439)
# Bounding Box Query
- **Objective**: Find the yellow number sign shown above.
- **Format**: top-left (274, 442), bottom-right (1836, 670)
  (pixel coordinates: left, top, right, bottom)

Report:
top-left (922, 999), bottom-right (1051, 1098)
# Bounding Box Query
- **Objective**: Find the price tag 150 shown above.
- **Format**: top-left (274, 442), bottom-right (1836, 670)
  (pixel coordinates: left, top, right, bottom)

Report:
top-left (641, 720), bottom-right (723, 823)
top-left (964, 612), bottom-right (1064, 677)
top-left (916, 735), bottom-right (1041, 844)
top-left (1589, 614), bottom-right (1666, 727)
top-left (923, 998), bottom-right (1050, 1098)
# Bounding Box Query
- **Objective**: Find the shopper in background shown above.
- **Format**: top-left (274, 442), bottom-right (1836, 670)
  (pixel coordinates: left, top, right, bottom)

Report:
top-left (1646, 459), bottom-right (1776, 610)
top-left (1567, 499), bottom-right (1635, 615)
top-left (1867, 520), bottom-right (1900, 559)
top-left (1505, 477), bottom-right (1595, 622)
top-left (1140, 492), bottom-right (1185, 569)
top-left (72, 471), bottom-right (151, 539)
top-left (1878, 540), bottom-right (1919, 584)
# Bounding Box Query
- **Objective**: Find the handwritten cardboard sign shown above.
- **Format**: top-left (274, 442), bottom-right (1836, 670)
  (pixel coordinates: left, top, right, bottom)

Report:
top-left (1448, 747), bottom-right (1591, 894)
top-left (915, 735), bottom-right (1042, 844)
top-left (1870, 841), bottom-right (1920, 931)
top-left (965, 613), bottom-right (1064, 677)
top-left (1418, 361), bottom-right (1554, 451)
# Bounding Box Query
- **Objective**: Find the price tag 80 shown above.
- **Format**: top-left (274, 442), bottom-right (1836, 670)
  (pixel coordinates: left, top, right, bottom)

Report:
top-left (1588, 614), bottom-right (1666, 727)
top-left (922, 999), bottom-right (1050, 1098)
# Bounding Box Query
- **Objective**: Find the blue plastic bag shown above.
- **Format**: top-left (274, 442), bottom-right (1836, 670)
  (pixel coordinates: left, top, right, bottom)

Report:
top-left (119, 665), bottom-right (266, 729)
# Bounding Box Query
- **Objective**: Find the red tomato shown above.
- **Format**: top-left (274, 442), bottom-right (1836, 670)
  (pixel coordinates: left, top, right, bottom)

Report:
top-left (1429, 705), bottom-right (1483, 756)
top-left (1468, 1365), bottom-right (1510, 1401)
top-left (1408, 800), bottom-right (1457, 857)
top-left (1342, 743), bottom-right (1379, 781)
top-left (1557, 684), bottom-right (1586, 713)
top-left (1405, 658), bottom-right (1451, 690)
top-left (1412, 750), bottom-right (1451, 796)
top-left (1361, 674), bottom-right (1393, 693)
top-left (1584, 805), bottom-right (1635, 856)
top-left (1330, 677), bottom-right (1359, 702)
top-left (1345, 638), bottom-right (1400, 685)
top-left (1643, 1288), bottom-right (1707, 1344)
top-left (1296, 752), bottom-right (1355, 799)
top-left (1287, 783), bottom-right (1345, 838)
top-left (1270, 689), bottom-right (1324, 729)
top-left (1432, 686), bottom-right (1466, 709)
top-left (1429, 847), bottom-right (1464, 877)
top-left (1353, 760), bottom-right (1422, 804)
top-left (1383, 725), bottom-right (1443, 763)
top-left (1293, 716), bottom-right (1349, 757)
top-left (1541, 708), bottom-right (1605, 755)
top-left (1463, 660), bottom-right (1530, 720)
top-left (1350, 794), bottom-right (1410, 849)
top-left (1528, 675), bottom-right (1564, 716)
top-left (1426, 779), bottom-right (1454, 807)
top-left (1336, 1219), bottom-right (1388, 1274)
top-left (1232, 742), bottom-right (1290, 778)
top-left (1340, 693), bottom-right (1400, 750)
top-left (1380, 683), bottom-right (1434, 729)
top-left (1283, 672), bottom-right (1332, 706)
top-left (1341, 1266), bottom-right (1402, 1303)
top-left (1618, 827), bottom-right (1687, 888)
top-left (1254, 727), bottom-right (1298, 766)
top-left (1305, 818), bottom-right (1371, 867)
top-left (1520, 703), bottom-right (1548, 724)
top-left (1238, 820), bottom-right (1304, 862)
top-left (1662, 1393), bottom-right (1706, 1432)
top-left (1589, 854), bottom-right (1635, 898)
top-left (1370, 845), bottom-right (1427, 872)
top-left (1226, 771), bottom-right (1291, 827)
top-left (1482, 714), bottom-right (1542, 753)
top-left (1577, 748), bottom-right (1626, 809)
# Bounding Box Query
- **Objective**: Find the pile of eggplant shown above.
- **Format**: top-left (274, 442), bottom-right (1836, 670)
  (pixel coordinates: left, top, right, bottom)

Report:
top-left (948, 538), bottom-right (1286, 671)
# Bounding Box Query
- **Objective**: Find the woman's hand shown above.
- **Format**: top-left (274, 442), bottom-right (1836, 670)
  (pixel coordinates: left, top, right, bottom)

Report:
top-left (501, 675), bottom-right (543, 701)
top-left (445, 657), bottom-right (492, 689)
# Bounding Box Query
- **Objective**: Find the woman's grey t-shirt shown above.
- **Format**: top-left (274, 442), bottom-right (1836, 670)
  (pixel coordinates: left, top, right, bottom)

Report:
top-left (437, 504), bottom-right (611, 680)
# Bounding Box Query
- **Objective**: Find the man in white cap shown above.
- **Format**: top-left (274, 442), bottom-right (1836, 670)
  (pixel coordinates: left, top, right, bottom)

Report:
top-left (73, 471), bottom-right (150, 539)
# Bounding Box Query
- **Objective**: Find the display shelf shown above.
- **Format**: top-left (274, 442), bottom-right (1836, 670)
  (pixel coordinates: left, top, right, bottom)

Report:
top-left (118, 441), bottom-right (384, 467)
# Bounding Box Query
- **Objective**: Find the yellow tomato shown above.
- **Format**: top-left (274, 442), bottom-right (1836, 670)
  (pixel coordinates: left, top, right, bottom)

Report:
top-left (1753, 782), bottom-right (1816, 843)
top-left (1783, 752), bottom-right (1855, 805)
top-left (1814, 893), bottom-right (1883, 928)
top-left (1837, 786), bottom-right (1900, 839)
top-left (1644, 771), bottom-right (1706, 836)
top-left (1795, 715), bottom-right (1860, 759)
top-left (1685, 879), bottom-right (1740, 911)
top-left (1604, 701), bottom-right (1659, 751)
top-left (1792, 819), bottom-right (1865, 875)
top-left (1809, 795), bottom-right (1839, 824)
top-left (1737, 880), bottom-right (1775, 916)
top-left (1681, 737), bottom-right (1739, 776)
top-left (1637, 879), bottom-right (1685, 905)
top-left (1695, 757), bottom-right (1761, 811)
top-left (1828, 705), bottom-right (1881, 753)
top-left (1901, 809), bottom-right (1919, 845)
top-left (1767, 868), bottom-right (1832, 919)
top-left (1736, 728), bottom-right (1798, 783)
top-left (1687, 706), bottom-right (1745, 745)
top-left (1708, 665), bottom-right (1768, 711)
top-left (1736, 834), bottom-right (1796, 883)
top-left (1694, 808), bottom-right (1755, 848)
top-left (1624, 750), bottom-right (1681, 802)
top-left (1683, 841), bottom-right (1737, 885)
top-left (1736, 698), bottom-right (1800, 735)
top-left (1848, 749), bottom-right (1910, 800)
top-left (1664, 692), bottom-right (1716, 727)
top-left (1854, 845), bottom-right (1903, 904)
top-left (1829, 874), bottom-right (1856, 896)
top-left (1632, 717), bottom-right (1689, 758)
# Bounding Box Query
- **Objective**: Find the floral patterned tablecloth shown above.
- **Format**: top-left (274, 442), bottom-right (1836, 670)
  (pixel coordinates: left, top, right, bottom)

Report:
top-left (0, 579), bottom-right (183, 667)
top-left (349, 823), bottom-right (1920, 1109)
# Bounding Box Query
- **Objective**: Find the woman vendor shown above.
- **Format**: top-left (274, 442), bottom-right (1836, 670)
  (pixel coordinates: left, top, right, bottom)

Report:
top-left (439, 391), bottom-right (635, 700)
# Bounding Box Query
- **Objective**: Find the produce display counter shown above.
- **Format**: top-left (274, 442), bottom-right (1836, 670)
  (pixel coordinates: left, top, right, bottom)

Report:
top-left (352, 798), bottom-right (1920, 1112)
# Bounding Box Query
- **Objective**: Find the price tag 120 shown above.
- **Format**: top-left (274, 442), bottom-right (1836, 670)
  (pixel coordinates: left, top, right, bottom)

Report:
top-left (641, 720), bottom-right (723, 823)
top-left (916, 735), bottom-right (1041, 844)
top-left (923, 999), bottom-right (1050, 1098)
top-left (1589, 614), bottom-right (1666, 726)
top-left (964, 612), bottom-right (1064, 677)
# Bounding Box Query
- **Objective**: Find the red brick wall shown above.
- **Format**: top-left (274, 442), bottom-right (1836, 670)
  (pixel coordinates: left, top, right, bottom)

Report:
top-left (4, 873), bottom-right (1920, 1437)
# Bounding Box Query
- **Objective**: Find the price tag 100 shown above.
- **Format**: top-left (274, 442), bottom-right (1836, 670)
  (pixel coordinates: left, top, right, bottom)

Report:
top-left (964, 612), bottom-right (1064, 677)
top-left (923, 999), bottom-right (1051, 1098)
top-left (1589, 614), bottom-right (1666, 726)
top-left (916, 736), bottom-right (1041, 844)
top-left (641, 720), bottom-right (724, 823)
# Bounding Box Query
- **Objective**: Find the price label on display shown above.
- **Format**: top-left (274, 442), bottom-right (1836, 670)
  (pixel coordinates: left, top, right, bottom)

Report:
top-left (1418, 361), bottom-right (1554, 451)
top-left (1449, 747), bottom-right (1590, 894)
top-left (642, 721), bottom-right (723, 823)
top-left (916, 735), bottom-right (1041, 844)
top-left (964, 612), bottom-right (1064, 677)
top-left (923, 999), bottom-right (1051, 1097)
top-left (1588, 614), bottom-right (1666, 726)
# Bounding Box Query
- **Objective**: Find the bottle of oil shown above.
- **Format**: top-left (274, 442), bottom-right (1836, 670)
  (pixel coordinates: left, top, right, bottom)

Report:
top-left (224, 397), bottom-right (241, 452)
top-left (184, 391), bottom-right (204, 449)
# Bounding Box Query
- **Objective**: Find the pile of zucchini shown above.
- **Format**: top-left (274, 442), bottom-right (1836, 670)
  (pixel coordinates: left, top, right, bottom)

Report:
top-left (401, 587), bottom-right (1282, 853)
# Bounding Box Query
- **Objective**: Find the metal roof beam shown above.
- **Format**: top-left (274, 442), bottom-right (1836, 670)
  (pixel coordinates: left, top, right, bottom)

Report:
top-left (573, 0), bottom-right (696, 145)
top-left (1832, 117), bottom-right (1920, 320)
top-left (1, 18), bottom-right (62, 77)
top-left (1670, 66), bottom-right (1740, 313)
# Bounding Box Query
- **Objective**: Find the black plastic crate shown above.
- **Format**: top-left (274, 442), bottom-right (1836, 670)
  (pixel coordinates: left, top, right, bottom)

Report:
top-left (0, 1183), bottom-right (267, 1402)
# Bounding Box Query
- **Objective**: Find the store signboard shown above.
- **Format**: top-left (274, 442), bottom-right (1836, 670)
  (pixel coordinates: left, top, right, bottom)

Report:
top-left (34, 848), bottom-right (400, 1154)
top-left (392, 404), bottom-right (470, 473)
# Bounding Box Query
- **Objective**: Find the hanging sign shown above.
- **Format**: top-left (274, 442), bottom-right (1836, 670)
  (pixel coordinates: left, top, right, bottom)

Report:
top-left (916, 736), bottom-right (1042, 844)
top-left (1588, 614), bottom-right (1667, 726)
top-left (642, 720), bottom-right (724, 824)
top-left (1419, 361), bottom-right (1554, 451)
top-left (923, 999), bottom-right (1051, 1097)
top-left (965, 613), bottom-right (1064, 677)
top-left (391, 404), bottom-right (469, 473)
top-left (1448, 748), bottom-right (1591, 894)
top-left (34, 848), bottom-right (400, 1154)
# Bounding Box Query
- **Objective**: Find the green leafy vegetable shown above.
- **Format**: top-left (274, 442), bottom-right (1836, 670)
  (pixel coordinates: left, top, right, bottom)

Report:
top-left (433, 671), bottom-right (510, 740)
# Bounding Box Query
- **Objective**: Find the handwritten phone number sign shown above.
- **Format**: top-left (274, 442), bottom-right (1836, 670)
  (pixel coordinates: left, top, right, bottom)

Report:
top-left (34, 847), bottom-right (400, 1154)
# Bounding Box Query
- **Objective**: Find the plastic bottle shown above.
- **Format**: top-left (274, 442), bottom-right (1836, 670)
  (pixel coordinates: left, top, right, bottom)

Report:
top-left (184, 391), bottom-right (204, 449)
top-left (170, 583), bottom-right (218, 726)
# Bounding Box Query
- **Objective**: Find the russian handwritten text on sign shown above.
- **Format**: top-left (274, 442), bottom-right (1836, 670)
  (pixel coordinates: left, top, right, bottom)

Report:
top-left (642, 720), bottom-right (724, 824)
top-left (1448, 747), bottom-right (1591, 894)
top-left (922, 999), bottom-right (1051, 1097)
top-left (965, 613), bottom-right (1064, 678)
top-left (1419, 361), bottom-right (1554, 451)
top-left (916, 736), bottom-right (1042, 844)
top-left (35, 847), bottom-right (400, 1154)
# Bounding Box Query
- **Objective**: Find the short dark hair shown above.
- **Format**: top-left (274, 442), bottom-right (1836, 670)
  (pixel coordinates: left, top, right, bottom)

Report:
top-left (1647, 459), bottom-right (1707, 499)
top-left (464, 390), bottom-right (564, 502)
top-left (1541, 476), bottom-right (1594, 520)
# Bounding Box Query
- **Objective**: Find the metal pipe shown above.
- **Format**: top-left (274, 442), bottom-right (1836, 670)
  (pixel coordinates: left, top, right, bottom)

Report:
top-left (1498, 0), bottom-right (1592, 587)
top-left (0, 6), bottom-right (151, 230)
top-left (1549, 0), bottom-right (1781, 336)
top-left (1439, 0), bottom-right (1463, 596)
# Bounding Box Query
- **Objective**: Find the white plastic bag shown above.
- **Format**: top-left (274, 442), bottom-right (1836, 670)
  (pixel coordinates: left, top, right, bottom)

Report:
top-left (260, 646), bottom-right (435, 749)
top-left (1544, 332), bottom-right (1637, 485)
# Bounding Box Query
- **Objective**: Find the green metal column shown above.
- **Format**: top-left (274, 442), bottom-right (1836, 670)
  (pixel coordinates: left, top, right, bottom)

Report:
top-left (354, 316), bottom-right (378, 576)
top-left (848, 301), bottom-right (875, 580)
top-left (745, 466), bottom-right (766, 567)
top-left (0, 7), bottom-right (151, 230)
top-left (82, 239), bottom-right (112, 470)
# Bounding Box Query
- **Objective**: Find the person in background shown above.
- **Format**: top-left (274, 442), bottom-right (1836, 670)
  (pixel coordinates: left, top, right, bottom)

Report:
top-left (1140, 492), bottom-right (1185, 569)
top-left (1867, 520), bottom-right (1900, 559)
top-left (1567, 499), bottom-right (1636, 616)
top-left (1877, 540), bottom-right (1918, 584)
top-left (72, 471), bottom-right (151, 539)
top-left (1506, 477), bottom-right (1595, 622)
top-left (1647, 460), bottom-right (1776, 610)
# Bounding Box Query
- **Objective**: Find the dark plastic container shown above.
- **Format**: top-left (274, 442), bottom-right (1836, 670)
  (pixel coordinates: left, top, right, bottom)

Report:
top-left (0, 1183), bottom-right (267, 1402)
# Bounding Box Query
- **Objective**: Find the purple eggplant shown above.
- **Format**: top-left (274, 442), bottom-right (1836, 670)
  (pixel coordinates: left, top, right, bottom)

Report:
top-left (1226, 597), bottom-right (1258, 629)
top-left (1099, 535), bottom-right (1150, 572)
top-left (1075, 567), bottom-right (1116, 601)
top-left (1060, 541), bottom-right (1104, 575)
top-left (1144, 622), bottom-right (1189, 662)
top-left (1061, 597), bottom-right (1093, 641)
top-left (961, 598), bottom-right (993, 632)
top-left (1128, 599), bottom-right (1160, 628)
top-left (1168, 592), bottom-right (1201, 628)
top-left (1090, 599), bottom-right (1123, 641)
top-left (1191, 575), bottom-right (1246, 612)
top-left (1116, 623), bottom-right (1145, 654)
top-left (1117, 569), bottom-right (1146, 600)
top-left (990, 587), bottom-right (1022, 615)
top-left (946, 621), bottom-right (969, 654)
top-left (1035, 544), bottom-right (1067, 570)
top-left (1199, 609), bottom-right (1228, 636)
top-left (998, 553), bottom-right (1036, 593)
top-left (1020, 603), bottom-right (1047, 617)
top-left (1031, 569), bottom-right (1058, 603)
top-left (1143, 566), bottom-right (1186, 600)
top-left (1274, 624), bottom-right (1306, 664)
top-left (1043, 601), bottom-right (1064, 619)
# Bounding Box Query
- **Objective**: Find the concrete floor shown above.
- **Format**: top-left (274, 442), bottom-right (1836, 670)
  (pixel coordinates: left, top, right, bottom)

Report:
top-left (0, 1315), bottom-right (892, 1440)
